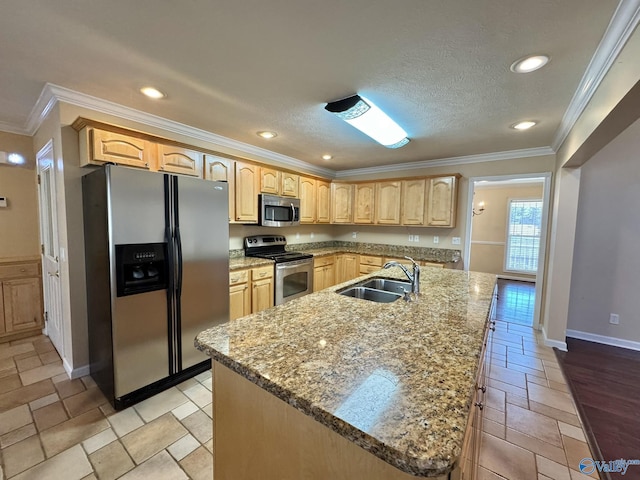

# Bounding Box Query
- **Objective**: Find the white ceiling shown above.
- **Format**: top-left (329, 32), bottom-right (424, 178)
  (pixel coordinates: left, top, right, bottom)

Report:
top-left (0, 0), bottom-right (627, 171)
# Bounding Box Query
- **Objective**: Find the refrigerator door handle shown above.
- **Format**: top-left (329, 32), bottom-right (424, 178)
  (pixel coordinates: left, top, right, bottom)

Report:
top-left (176, 225), bottom-right (183, 297)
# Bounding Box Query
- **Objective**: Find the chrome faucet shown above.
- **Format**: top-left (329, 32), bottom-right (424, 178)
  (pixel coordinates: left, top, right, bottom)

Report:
top-left (383, 256), bottom-right (421, 295)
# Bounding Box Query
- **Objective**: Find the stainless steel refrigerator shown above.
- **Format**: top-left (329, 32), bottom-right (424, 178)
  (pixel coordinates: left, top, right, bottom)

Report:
top-left (82, 165), bottom-right (229, 409)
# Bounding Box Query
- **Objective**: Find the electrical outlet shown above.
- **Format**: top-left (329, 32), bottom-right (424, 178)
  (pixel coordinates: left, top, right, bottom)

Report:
top-left (352, 232), bottom-right (357, 239)
top-left (408, 234), bottom-right (414, 242)
top-left (609, 313), bottom-right (619, 325)
top-left (433, 236), bottom-right (439, 244)
top-left (414, 234), bottom-right (420, 242)
top-left (295, 232), bottom-right (300, 239)
top-left (310, 232), bottom-right (315, 239)
top-left (452, 237), bottom-right (461, 245)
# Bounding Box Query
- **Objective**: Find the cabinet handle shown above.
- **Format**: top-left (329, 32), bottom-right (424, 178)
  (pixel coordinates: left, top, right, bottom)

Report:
top-left (478, 385), bottom-right (486, 393)
top-left (20, 268), bottom-right (26, 272)
top-left (474, 402), bottom-right (484, 410)
top-left (48, 271), bottom-right (59, 277)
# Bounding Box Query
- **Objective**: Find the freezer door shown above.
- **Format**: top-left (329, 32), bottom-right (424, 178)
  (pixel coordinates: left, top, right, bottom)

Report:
top-left (107, 166), bottom-right (170, 397)
top-left (175, 176), bottom-right (229, 370)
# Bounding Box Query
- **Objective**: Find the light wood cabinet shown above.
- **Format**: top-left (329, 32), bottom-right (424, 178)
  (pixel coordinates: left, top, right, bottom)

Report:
top-left (235, 161), bottom-right (260, 223)
top-left (299, 177), bottom-right (316, 224)
top-left (251, 266), bottom-right (274, 313)
top-left (401, 179), bottom-right (426, 225)
top-left (316, 181), bottom-right (331, 223)
top-left (354, 183), bottom-right (375, 224)
top-left (0, 260), bottom-right (43, 342)
top-left (80, 128), bottom-right (153, 169)
top-left (426, 175), bottom-right (459, 228)
top-left (335, 254), bottom-right (359, 284)
top-left (281, 172), bottom-right (299, 198)
top-left (313, 256), bottom-right (335, 292)
top-left (331, 184), bottom-right (353, 224)
top-left (204, 154), bottom-right (235, 222)
top-left (359, 255), bottom-right (383, 275)
top-left (260, 167), bottom-right (280, 195)
top-left (157, 144), bottom-right (202, 177)
top-left (229, 270), bottom-right (250, 321)
top-left (375, 181), bottom-right (401, 225)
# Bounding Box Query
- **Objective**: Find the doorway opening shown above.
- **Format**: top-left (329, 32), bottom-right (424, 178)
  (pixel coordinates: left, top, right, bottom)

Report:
top-left (464, 173), bottom-right (551, 328)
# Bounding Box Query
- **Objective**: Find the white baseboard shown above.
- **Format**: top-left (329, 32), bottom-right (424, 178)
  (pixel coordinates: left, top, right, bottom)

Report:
top-left (497, 274), bottom-right (536, 283)
top-left (63, 358), bottom-right (91, 379)
top-left (566, 329), bottom-right (640, 352)
top-left (542, 326), bottom-right (568, 351)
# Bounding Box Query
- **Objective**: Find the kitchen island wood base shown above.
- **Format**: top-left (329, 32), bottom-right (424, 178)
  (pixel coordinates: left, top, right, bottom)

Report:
top-left (213, 361), bottom-right (453, 480)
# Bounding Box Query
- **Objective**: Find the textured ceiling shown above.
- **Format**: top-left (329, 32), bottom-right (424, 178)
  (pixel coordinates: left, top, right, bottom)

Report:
top-left (0, 0), bottom-right (621, 170)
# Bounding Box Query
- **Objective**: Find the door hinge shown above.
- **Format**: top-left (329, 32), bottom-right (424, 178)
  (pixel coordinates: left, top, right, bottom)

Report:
top-left (44, 311), bottom-right (49, 323)
top-left (37, 174), bottom-right (41, 185)
top-left (41, 244), bottom-right (45, 254)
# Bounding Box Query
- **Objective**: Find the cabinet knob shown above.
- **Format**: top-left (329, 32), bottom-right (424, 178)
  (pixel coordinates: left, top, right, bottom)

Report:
top-left (474, 402), bottom-right (484, 410)
top-left (478, 385), bottom-right (486, 393)
top-left (48, 271), bottom-right (59, 277)
top-left (20, 268), bottom-right (26, 272)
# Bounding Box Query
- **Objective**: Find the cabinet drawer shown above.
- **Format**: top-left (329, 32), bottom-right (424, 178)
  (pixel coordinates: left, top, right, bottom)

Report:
top-left (359, 264), bottom-right (381, 275)
top-left (313, 255), bottom-right (335, 268)
top-left (359, 255), bottom-right (383, 266)
top-left (229, 269), bottom-right (249, 286)
top-left (422, 261), bottom-right (444, 268)
top-left (252, 266), bottom-right (274, 280)
top-left (0, 263), bottom-right (39, 280)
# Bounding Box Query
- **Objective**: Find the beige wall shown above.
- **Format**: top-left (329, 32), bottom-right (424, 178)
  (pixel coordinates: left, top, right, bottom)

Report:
top-left (0, 132), bottom-right (39, 258)
top-left (469, 184), bottom-right (543, 277)
top-left (567, 117), bottom-right (640, 344)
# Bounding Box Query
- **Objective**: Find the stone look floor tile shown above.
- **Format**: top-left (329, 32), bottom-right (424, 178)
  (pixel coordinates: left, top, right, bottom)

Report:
top-left (168, 433), bottom-right (200, 461)
top-left (88, 440), bottom-right (135, 480)
top-left (488, 364), bottom-right (527, 389)
top-left (107, 407), bottom-right (144, 438)
top-left (506, 391), bottom-right (530, 409)
top-left (0, 343), bottom-right (35, 361)
top-left (0, 379), bottom-right (56, 414)
top-left (179, 446), bottom-right (213, 480)
top-left (120, 450), bottom-right (188, 480)
top-left (507, 361), bottom-right (548, 379)
top-left (29, 392), bottom-right (60, 411)
top-left (536, 454), bottom-right (571, 480)
top-left (171, 400), bottom-right (199, 420)
top-left (0, 373), bottom-right (23, 394)
top-left (182, 383), bottom-right (212, 408)
top-left (529, 401), bottom-right (581, 428)
top-left (133, 387), bottom-right (189, 423)
top-left (0, 423), bottom-right (37, 449)
top-left (508, 351), bottom-right (545, 371)
top-left (506, 427), bottom-right (568, 466)
top-left (528, 383), bottom-right (576, 414)
top-left (479, 432), bottom-right (537, 480)
top-left (39, 350), bottom-right (62, 365)
top-left (488, 377), bottom-right (528, 398)
top-left (562, 436), bottom-right (598, 479)
top-left (54, 378), bottom-right (86, 399)
top-left (180, 410), bottom-right (213, 444)
top-left (40, 408), bottom-right (109, 458)
top-left (32, 401), bottom-right (69, 432)
top-left (506, 403), bottom-right (563, 448)
top-left (82, 428), bottom-right (117, 455)
top-left (11, 444), bottom-right (93, 480)
top-left (0, 404), bottom-right (33, 436)
top-left (121, 412), bottom-right (187, 464)
top-left (63, 386), bottom-right (109, 418)
top-left (2, 434), bottom-right (45, 477)
top-left (18, 363), bottom-right (66, 386)
top-left (15, 355), bottom-right (43, 372)
top-left (558, 422), bottom-right (587, 443)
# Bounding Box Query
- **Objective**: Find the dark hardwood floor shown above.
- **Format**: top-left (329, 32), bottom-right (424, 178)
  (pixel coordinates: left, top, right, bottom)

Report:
top-left (556, 338), bottom-right (640, 480)
top-left (495, 279), bottom-right (535, 326)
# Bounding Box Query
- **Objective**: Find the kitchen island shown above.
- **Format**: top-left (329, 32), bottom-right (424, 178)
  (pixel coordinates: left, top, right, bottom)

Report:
top-left (195, 266), bottom-right (496, 479)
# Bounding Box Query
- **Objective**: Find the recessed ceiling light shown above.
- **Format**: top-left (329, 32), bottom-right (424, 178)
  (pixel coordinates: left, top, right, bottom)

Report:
top-left (140, 87), bottom-right (166, 99)
top-left (322, 154), bottom-right (332, 161)
top-left (257, 131), bottom-right (277, 139)
top-left (511, 121), bottom-right (537, 130)
top-left (510, 55), bottom-right (550, 73)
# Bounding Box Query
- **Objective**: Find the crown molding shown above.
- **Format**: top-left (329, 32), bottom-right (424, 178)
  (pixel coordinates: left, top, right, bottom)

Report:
top-left (0, 121), bottom-right (30, 136)
top-left (333, 146), bottom-right (555, 178)
top-left (24, 83), bottom-right (336, 179)
top-left (551, 0), bottom-right (640, 152)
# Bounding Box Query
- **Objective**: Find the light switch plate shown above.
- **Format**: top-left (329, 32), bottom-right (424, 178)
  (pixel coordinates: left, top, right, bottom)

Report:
top-left (452, 237), bottom-right (461, 245)
top-left (433, 236), bottom-right (439, 244)
top-left (352, 232), bottom-right (357, 239)
top-left (414, 235), bottom-right (420, 242)
top-left (0, 197), bottom-right (6, 208)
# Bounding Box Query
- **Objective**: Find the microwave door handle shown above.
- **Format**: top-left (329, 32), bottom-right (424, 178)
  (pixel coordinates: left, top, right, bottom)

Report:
top-left (291, 203), bottom-right (295, 225)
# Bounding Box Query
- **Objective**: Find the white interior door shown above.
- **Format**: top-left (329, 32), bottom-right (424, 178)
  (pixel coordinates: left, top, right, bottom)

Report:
top-left (37, 140), bottom-right (63, 354)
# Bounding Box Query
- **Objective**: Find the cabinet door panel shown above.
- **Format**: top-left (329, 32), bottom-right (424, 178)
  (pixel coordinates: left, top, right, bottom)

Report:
top-left (157, 145), bottom-right (202, 177)
top-left (353, 184), bottom-right (375, 224)
top-left (3, 278), bottom-right (42, 332)
top-left (281, 173), bottom-right (299, 197)
top-left (90, 129), bottom-right (152, 169)
top-left (401, 179), bottom-right (426, 225)
top-left (375, 181), bottom-right (401, 225)
top-left (260, 168), bottom-right (280, 194)
top-left (252, 278), bottom-right (274, 312)
top-left (204, 155), bottom-right (235, 221)
top-left (229, 283), bottom-right (250, 321)
top-left (299, 177), bottom-right (316, 223)
top-left (331, 184), bottom-right (353, 224)
top-left (426, 176), bottom-right (458, 227)
top-left (235, 162), bottom-right (260, 223)
top-left (316, 181), bottom-right (331, 223)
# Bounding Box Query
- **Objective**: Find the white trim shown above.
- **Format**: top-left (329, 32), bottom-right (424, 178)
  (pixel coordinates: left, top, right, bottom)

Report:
top-left (334, 147), bottom-right (554, 178)
top-left (552, 0), bottom-right (640, 151)
top-left (542, 326), bottom-right (568, 351)
top-left (470, 240), bottom-right (506, 246)
top-left (63, 358), bottom-right (90, 380)
top-left (496, 274), bottom-right (535, 282)
top-left (566, 329), bottom-right (640, 352)
top-left (24, 83), bottom-right (336, 178)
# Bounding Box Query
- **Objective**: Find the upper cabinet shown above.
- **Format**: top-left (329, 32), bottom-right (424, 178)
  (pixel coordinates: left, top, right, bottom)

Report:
top-left (80, 128), bottom-right (153, 169)
top-left (331, 183), bottom-right (353, 224)
top-left (299, 176), bottom-right (316, 224)
top-left (426, 175), bottom-right (459, 228)
top-left (261, 168), bottom-right (299, 197)
top-left (235, 161), bottom-right (260, 223)
top-left (204, 154), bottom-right (235, 222)
top-left (401, 179), bottom-right (426, 225)
top-left (316, 181), bottom-right (331, 223)
top-left (157, 144), bottom-right (202, 177)
top-left (353, 183), bottom-right (375, 224)
top-left (375, 181), bottom-right (401, 225)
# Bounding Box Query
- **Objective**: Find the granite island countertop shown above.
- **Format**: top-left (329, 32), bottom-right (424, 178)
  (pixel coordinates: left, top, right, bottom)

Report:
top-left (196, 266), bottom-right (496, 477)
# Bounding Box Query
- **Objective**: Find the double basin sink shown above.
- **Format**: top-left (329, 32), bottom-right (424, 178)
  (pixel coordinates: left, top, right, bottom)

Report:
top-left (337, 277), bottom-right (412, 303)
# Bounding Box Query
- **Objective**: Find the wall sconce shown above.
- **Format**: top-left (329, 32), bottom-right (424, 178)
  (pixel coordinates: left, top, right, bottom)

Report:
top-left (472, 201), bottom-right (485, 216)
top-left (325, 94), bottom-right (409, 148)
top-left (0, 151), bottom-right (26, 165)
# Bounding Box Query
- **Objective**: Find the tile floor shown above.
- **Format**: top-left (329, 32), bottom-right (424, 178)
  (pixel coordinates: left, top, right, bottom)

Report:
top-left (0, 335), bottom-right (213, 480)
top-left (0, 324), bottom-right (598, 480)
top-left (495, 279), bottom-right (536, 326)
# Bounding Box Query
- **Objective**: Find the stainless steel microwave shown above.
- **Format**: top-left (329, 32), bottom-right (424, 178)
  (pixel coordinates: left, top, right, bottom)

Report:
top-left (259, 194), bottom-right (301, 227)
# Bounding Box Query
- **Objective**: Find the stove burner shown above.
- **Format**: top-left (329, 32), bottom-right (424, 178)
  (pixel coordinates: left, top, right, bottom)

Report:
top-left (243, 235), bottom-right (312, 263)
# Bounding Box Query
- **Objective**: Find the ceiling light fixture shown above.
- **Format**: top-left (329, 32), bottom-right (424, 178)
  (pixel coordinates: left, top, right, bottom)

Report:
top-left (140, 87), bottom-right (166, 99)
top-left (322, 154), bottom-right (332, 161)
top-left (325, 94), bottom-right (409, 148)
top-left (511, 121), bottom-right (537, 130)
top-left (257, 131), bottom-right (277, 139)
top-left (510, 55), bottom-right (550, 73)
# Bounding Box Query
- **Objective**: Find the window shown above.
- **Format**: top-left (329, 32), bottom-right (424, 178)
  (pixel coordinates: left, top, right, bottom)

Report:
top-left (505, 199), bottom-right (542, 273)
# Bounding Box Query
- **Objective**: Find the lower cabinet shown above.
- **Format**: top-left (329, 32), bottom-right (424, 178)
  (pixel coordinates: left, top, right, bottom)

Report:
top-left (0, 260), bottom-right (43, 342)
top-left (229, 266), bottom-right (274, 321)
top-left (359, 255), bottom-right (383, 275)
top-left (335, 254), bottom-right (359, 284)
top-left (313, 256), bottom-right (335, 292)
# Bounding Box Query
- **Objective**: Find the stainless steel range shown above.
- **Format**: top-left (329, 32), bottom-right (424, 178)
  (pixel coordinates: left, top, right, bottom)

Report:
top-left (244, 235), bottom-right (314, 305)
